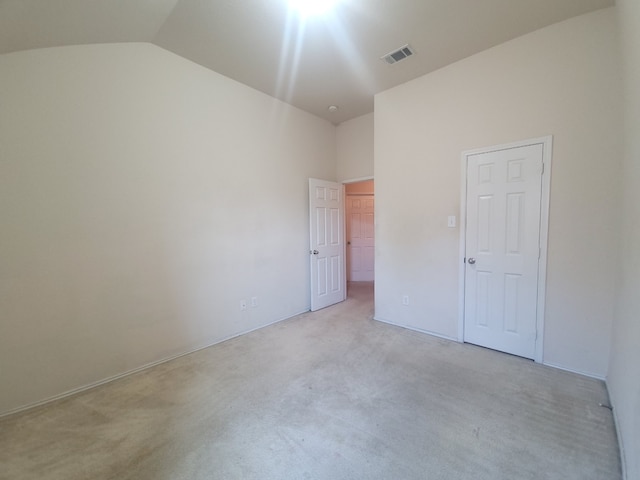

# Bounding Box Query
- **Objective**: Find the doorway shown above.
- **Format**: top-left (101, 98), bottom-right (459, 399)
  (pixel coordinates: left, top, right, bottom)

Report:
top-left (345, 180), bottom-right (374, 296)
top-left (459, 137), bottom-right (551, 362)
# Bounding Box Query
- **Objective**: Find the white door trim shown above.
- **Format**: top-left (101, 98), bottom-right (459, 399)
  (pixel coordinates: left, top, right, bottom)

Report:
top-left (342, 175), bottom-right (374, 184)
top-left (457, 136), bottom-right (552, 363)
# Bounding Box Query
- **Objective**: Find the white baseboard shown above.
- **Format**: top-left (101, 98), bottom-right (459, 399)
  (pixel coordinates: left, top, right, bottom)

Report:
top-left (373, 317), bottom-right (609, 382)
top-left (0, 309), bottom-right (309, 419)
top-left (373, 316), bottom-right (459, 342)
top-left (541, 361), bottom-right (606, 381)
top-left (606, 385), bottom-right (628, 480)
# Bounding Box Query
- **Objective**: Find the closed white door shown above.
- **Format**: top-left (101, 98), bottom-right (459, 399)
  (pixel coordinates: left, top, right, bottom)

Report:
top-left (309, 178), bottom-right (345, 311)
top-left (463, 143), bottom-right (544, 359)
top-left (347, 195), bottom-right (375, 281)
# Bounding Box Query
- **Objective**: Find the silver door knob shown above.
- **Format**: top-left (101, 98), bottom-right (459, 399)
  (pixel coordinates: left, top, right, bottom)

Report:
top-left (311, 250), bottom-right (319, 255)
top-left (468, 258), bottom-right (476, 264)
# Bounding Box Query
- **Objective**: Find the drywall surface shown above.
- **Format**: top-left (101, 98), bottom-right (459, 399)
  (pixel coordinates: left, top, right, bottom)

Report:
top-left (337, 113), bottom-right (374, 182)
top-left (374, 8), bottom-right (621, 377)
top-left (609, 0), bottom-right (640, 478)
top-left (0, 43), bottom-right (336, 414)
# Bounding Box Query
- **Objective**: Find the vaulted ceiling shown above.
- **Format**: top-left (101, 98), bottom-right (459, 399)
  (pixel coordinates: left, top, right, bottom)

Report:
top-left (0, 0), bottom-right (614, 124)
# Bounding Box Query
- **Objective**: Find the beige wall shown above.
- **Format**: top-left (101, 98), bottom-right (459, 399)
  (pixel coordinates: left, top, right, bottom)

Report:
top-left (336, 113), bottom-right (374, 182)
top-left (0, 43), bottom-right (336, 415)
top-left (2, 13), bottom-right (635, 473)
top-left (609, 0), bottom-right (640, 478)
top-left (374, 8), bottom-right (621, 378)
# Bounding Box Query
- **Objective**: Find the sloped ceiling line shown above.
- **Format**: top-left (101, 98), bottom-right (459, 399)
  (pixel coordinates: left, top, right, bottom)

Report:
top-left (0, 0), bottom-right (614, 124)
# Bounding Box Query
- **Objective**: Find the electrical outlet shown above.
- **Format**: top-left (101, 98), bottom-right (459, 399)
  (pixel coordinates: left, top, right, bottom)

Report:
top-left (402, 295), bottom-right (409, 306)
top-left (240, 300), bottom-right (247, 311)
top-left (250, 297), bottom-right (258, 308)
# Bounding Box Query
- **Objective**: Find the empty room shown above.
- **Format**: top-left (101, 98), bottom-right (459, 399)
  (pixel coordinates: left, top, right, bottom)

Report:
top-left (1, 0), bottom-right (638, 479)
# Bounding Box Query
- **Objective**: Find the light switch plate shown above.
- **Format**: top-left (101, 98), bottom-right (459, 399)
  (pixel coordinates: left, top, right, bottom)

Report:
top-left (447, 216), bottom-right (456, 228)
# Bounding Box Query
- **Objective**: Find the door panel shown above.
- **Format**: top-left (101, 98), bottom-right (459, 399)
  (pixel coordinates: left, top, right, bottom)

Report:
top-left (346, 195), bottom-right (374, 281)
top-left (309, 179), bottom-right (345, 311)
top-left (464, 144), bottom-right (543, 359)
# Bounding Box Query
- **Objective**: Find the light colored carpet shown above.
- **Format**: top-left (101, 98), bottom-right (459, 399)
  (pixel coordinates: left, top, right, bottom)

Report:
top-left (0, 282), bottom-right (621, 479)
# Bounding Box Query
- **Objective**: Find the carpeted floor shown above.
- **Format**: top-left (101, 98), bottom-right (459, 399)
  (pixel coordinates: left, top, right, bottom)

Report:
top-left (0, 282), bottom-right (621, 480)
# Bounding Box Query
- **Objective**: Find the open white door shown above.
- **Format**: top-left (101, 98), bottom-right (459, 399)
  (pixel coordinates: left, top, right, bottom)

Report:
top-left (309, 178), bottom-right (346, 311)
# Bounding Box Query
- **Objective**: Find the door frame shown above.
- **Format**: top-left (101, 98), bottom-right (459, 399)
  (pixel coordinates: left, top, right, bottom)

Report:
top-left (342, 176), bottom-right (375, 283)
top-left (346, 193), bottom-right (375, 282)
top-left (457, 136), bottom-right (553, 363)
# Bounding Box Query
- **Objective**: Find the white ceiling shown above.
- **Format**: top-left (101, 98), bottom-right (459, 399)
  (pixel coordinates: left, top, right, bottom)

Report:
top-left (0, 0), bottom-right (614, 124)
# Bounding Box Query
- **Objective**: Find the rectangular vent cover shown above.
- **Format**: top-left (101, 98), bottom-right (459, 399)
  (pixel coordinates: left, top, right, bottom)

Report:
top-left (381, 44), bottom-right (415, 65)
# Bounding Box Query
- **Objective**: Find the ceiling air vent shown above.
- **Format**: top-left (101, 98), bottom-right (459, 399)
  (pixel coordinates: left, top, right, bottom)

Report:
top-left (381, 44), bottom-right (415, 65)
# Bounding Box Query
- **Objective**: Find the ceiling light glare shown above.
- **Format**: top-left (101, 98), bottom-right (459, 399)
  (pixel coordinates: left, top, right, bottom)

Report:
top-left (288, 0), bottom-right (339, 18)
